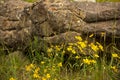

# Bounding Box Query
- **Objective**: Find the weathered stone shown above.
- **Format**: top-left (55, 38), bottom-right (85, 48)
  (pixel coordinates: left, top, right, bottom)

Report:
top-left (0, 0), bottom-right (32, 49)
top-left (69, 20), bottom-right (120, 38)
top-left (44, 31), bottom-right (81, 44)
top-left (0, 0), bottom-right (120, 50)
top-left (69, 2), bottom-right (120, 22)
top-left (0, 0), bottom-right (32, 20)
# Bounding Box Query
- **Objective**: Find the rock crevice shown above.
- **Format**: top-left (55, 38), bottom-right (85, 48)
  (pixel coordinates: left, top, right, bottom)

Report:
top-left (0, 0), bottom-right (120, 50)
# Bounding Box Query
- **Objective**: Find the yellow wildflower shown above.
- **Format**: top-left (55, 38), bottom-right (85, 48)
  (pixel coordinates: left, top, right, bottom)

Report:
top-left (25, 66), bottom-right (31, 71)
top-left (78, 46), bottom-right (84, 54)
top-left (75, 56), bottom-right (80, 59)
top-left (90, 43), bottom-right (99, 52)
top-left (41, 61), bottom-right (45, 64)
top-left (33, 73), bottom-right (40, 79)
top-left (46, 73), bottom-right (51, 79)
top-left (62, 50), bottom-right (65, 54)
top-left (9, 77), bottom-right (15, 80)
top-left (90, 60), bottom-right (96, 64)
top-left (77, 42), bottom-right (86, 48)
top-left (111, 66), bottom-right (118, 72)
top-left (68, 43), bottom-right (74, 46)
top-left (96, 42), bottom-right (104, 51)
top-left (89, 34), bottom-right (94, 37)
top-left (34, 67), bottom-right (40, 73)
top-left (67, 46), bottom-right (72, 51)
top-left (101, 32), bottom-right (106, 37)
top-left (94, 54), bottom-right (99, 58)
top-left (30, 64), bottom-right (34, 67)
top-left (44, 69), bottom-right (47, 73)
top-left (84, 40), bottom-right (88, 44)
top-left (75, 36), bottom-right (82, 41)
top-left (52, 68), bottom-right (56, 72)
top-left (67, 46), bottom-right (76, 54)
top-left (55, 45), bottom-right (61, 51)
top-left (25, 64), bottom-right (34, 71)
top-left (52, 66), bottom-right (56, 71)
top-left (47, 48), bottom-right (53, 53)
top-left (83, 59), bottom-right (91, 65)
top-left (112, 53), bottom-right (119, 58)
top-left (42, 77), bottom-right (46, 80)
top-left (52, 65), bottom-right (55, 68)
top-left (58, 62), bottom-right (62, 67)
top-left (71, 49), bottom-right (76, 54)
top-left (83, 59), bottom-right (96, 65)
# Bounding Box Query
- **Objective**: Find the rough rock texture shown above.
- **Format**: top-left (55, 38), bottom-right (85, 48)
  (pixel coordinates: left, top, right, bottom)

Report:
top-left (0, 0), bottom-right (120, 50)
top-left (70, 2), bottom-right (120, 22)
top-left (0, 0), bottom-right (32, 49)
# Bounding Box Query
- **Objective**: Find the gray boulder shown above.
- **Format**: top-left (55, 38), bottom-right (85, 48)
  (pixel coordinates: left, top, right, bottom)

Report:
top-left (0, 0), bottom-right (32, 49)
top-left (0, 0), bottom-right (120, 50)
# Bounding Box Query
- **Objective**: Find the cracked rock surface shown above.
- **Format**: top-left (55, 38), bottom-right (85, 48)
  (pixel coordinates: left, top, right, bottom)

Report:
top-left (0, 0), bottom-right (32, 49)
top-left (0, 0), bottom-right (120, 50)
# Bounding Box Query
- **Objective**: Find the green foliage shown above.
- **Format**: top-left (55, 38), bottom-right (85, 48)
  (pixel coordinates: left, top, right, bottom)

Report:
top-left (23, 0), bottom-right (37, 3)
top-left (0, 51), bottom-right (30, 80)
top-left (22, 35), bottom-right (120, 80)
top-left (0, 35), bottom-right (120, 80)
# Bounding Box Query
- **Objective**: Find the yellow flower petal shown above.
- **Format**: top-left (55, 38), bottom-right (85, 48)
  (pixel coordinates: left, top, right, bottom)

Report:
top-left (75, 56), bottom-right (80, 59)
top-left (75, 36), bottom-right (82, 41)
top-left (112, 53), bottom-right (119, 58)
top-left (89, 34), bottom-right (94, 37)
top-left (41, 61), bottom-right (45, 64)
top-left (58, 62), bottom-right (62, 67)
top-left (46, 73), bottom-right (51, 79)
top-left (9, 77), bottom-right (15, 80)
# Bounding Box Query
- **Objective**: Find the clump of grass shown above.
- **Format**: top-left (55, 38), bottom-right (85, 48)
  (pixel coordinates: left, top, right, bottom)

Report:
top-left (23, 0), bottom-right (38, 3)
top-left (0, 35), bottom-right (120, 80)
top-left (0, 51), bottom-right (30, 80)
top-left (21, 35), bottom-right (120, 80)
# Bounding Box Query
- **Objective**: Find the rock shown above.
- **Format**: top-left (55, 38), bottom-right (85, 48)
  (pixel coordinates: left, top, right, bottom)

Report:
top-left (70, 20), bottom-right (120, 38)
top-left (0, 0), bottom-right (32, 49)
top-left (0, 0), bottom-right (120, 50)
top-left (0, 0), bottom-right (32, 20)
top-left (44, 31), bottom-right (81, 44)
top-left (69, 2), bottom-right (120, 22)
